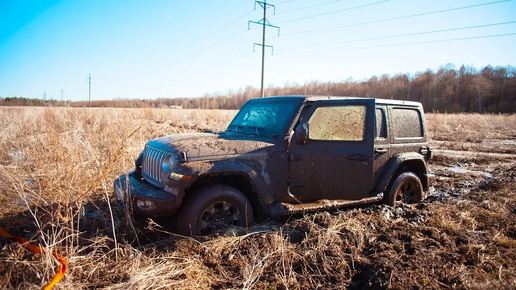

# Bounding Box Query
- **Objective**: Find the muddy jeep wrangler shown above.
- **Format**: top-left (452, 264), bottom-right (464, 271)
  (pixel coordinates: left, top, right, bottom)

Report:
top-left (114, 96), bottom-right (433, 236)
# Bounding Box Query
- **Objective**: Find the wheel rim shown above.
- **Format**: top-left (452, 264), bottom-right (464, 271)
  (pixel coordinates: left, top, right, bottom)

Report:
top-left (395, 179), bottom-right (420, 204)
top-left (198, 201), bottom-right (242, 235)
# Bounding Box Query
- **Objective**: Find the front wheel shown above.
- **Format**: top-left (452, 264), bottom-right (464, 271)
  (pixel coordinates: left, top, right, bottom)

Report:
top-left (176, 185), bottom-right (254, 236)
top-left (385, 171), bottom-right (423, 206)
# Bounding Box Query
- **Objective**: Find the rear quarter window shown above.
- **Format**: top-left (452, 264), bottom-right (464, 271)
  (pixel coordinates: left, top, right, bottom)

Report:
top-left (391, 108), bottom-right (423, 139)
top-left (375, 108), bottom-right (387, 139)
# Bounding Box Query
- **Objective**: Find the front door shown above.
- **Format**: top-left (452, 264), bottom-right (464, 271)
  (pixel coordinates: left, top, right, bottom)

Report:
top-left (289, 99), bottom-right (375, 201)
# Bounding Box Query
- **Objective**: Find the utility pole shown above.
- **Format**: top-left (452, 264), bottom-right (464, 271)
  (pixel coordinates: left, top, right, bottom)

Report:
top-left (43, 91), bottom-right (46, 101)
top-left (249, 1), bottom-right (279, 98)
top-left (61, 89), bottom-right (64, 102)
top-left (88, 74), bottom-right (91, 107)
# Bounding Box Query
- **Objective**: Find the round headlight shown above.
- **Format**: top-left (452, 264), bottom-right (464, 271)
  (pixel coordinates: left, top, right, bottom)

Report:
top-left (161, 154), bottom-right (176, 175)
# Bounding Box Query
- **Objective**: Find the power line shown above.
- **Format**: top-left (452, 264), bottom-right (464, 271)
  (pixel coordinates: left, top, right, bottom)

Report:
top-left (279, 0), bottom-right (346, 14)
top-left (277, 0), bottom-right (390, 24)
top-left (176, 50), bottom-right (254, 83)
top-left (161, 29), bottom-right (249, 71)
top-left (104, 28), bottom-right (251, 97)
top-left (169, 2), bottom-right (252, 53)
top-left (179, 29), bottom-right (248, 63)
top-left (186, 9), bottom-right (255, 50)
top-left (355, 32), bottom-right (516, 51)
top-left (276, 32), bottom-right (516, 55)
top-left (275, 0), bottom-right (295, 5)
top-left (151, 25), bottom-right (249, 72)
top-left (95, 7), bottom-right (254, 82)
top-left (283, 0), bottom-right (513, 36)
top-left (279, 21), bottom-right (516, 50)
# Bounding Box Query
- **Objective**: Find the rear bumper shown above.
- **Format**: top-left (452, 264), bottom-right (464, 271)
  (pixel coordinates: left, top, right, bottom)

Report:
top-left (113, 172), bottom-right (183, 217)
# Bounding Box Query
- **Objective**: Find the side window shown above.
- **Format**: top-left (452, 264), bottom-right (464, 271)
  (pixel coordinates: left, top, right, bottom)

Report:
top-left (375, 108), bottom-right (387, 139)
top-left (391, 108), bottom-right (423, 138)
top-left (308, 105), bottom-right (366, 141)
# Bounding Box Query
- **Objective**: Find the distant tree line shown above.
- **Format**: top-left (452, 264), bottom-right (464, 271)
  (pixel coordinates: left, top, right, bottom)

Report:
top-left (1, 64), bottom-right (514, 113)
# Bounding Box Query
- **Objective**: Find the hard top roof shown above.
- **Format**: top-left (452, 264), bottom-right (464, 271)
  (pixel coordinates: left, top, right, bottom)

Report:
top-left (254, 95), bottom-right (422, 107)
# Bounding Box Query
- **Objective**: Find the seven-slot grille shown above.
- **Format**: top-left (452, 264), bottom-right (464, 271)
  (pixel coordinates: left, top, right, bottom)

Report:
top-left (141, 146), bottom-right (167, 188)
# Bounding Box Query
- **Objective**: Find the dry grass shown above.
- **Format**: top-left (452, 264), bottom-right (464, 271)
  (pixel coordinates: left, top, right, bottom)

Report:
top-left (427, 113), bottom-right (516, 154)
top-left (0, 108), bottom-right (515, 289)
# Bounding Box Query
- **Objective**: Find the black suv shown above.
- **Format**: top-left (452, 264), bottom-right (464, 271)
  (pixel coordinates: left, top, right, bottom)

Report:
top-left (114, 96), bottom-right (433, 236)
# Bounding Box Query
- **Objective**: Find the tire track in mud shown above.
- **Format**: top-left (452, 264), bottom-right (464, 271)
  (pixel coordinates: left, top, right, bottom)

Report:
top-left (433, 148), bottom-right (516, 161)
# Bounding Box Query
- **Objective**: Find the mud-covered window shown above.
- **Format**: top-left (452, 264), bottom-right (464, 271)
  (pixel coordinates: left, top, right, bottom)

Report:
top-left (308, 105), bottom-right (365, 141)
top-left (392, 108), bottom-right (423, 138)
top-left (375, 108), bottom-right (387, 139)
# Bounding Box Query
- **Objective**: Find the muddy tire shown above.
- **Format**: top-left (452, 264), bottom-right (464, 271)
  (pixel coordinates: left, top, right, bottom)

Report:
top-left (385, 171), bottom-right (423, 206)
top-left (176, 184), bottom-right (254, 236)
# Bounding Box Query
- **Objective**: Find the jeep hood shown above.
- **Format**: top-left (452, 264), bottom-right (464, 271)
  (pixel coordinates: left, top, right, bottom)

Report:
top-left (146, 132), bottom-right (275, 159)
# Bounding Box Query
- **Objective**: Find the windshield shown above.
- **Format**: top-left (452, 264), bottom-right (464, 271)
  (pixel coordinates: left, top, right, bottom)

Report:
top-left (226, 99), bottom-right (298, 136)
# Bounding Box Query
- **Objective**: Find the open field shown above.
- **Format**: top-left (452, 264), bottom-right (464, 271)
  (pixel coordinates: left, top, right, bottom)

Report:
top-left (0, 107), bottom-right (515, 289)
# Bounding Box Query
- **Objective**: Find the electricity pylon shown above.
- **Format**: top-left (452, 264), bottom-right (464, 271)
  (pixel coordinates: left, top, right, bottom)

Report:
top-left (249, 1), bottom-right (280, 98)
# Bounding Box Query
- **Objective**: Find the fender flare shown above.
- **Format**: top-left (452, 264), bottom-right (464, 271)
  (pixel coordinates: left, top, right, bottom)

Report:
top-left (375, 153), bottom-right (429, 193)
top-left (177, 159), bottom-right (274, 209)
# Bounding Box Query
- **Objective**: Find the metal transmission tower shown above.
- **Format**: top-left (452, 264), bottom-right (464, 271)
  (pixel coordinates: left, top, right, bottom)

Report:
top-left (88, 74), bottom-right (91, 107)
top-left (249, 1), bottom-right (280, 98)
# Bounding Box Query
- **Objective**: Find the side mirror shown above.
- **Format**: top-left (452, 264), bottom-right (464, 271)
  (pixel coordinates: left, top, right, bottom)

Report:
top-left (295, 122), bottom-right (309, 145)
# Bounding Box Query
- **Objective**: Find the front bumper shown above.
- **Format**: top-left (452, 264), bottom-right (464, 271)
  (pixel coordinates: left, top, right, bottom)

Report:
top-left (113, 172), bottom-right (183, 217)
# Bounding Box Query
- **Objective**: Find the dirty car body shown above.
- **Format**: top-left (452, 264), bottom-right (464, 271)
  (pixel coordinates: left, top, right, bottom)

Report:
top-left (114, 96), bottom-right (433, 235)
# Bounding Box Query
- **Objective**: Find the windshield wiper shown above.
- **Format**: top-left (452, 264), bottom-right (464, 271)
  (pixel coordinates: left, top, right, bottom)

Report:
top-left (227, 124), bottom-right (244, 134)
top-left (226, 125), bottom-right (266, 136)
top-left (247, 126), bottom-right (265, 136)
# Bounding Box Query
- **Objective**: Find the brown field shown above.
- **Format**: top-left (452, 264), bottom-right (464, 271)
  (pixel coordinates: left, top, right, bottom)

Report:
top-left (0, 107), bottom-right (515, 289)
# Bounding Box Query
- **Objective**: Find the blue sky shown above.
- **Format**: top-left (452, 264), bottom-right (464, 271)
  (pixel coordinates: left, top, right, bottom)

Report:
top-left (1, 0), bottom-right (515, 101)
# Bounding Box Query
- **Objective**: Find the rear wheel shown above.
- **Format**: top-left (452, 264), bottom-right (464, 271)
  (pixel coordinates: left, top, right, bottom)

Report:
top-left (176, 184), bottom-right (254, 236)
top-left (385, 171), bottom-right (423, 206)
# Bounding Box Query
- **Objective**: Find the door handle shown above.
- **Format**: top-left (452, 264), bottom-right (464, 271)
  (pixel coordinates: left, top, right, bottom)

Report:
top-left (348, 154), bottom-right (370, 161)
top-left (375, 148), bottom-right (387, 154)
